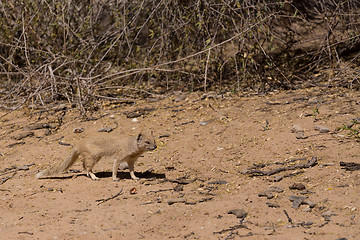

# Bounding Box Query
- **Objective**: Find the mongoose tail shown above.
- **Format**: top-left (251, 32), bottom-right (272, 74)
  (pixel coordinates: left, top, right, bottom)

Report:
top-left (36, 149), bottom-right (79, 178)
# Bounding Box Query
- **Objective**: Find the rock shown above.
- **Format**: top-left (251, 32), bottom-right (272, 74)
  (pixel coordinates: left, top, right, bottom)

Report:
top-left (199, 121), bottom-right (208, 126)
top-left (174, 93), bottom-right (187, 102)
top-left (173, 184), bottom-right (184, 192)
top-left (258, 186), bottom-right (283, 199)
top-left (314, 125), bottom-right (330, 133)
top-left (27, 123), bottom-right (56, 130)
top-left (98, 127), bottom-right (113, 133)
top-left (130, 187), bottom-right (137, 195)
top-left (268, 186), bottom-right (284, 193)
top-left (131, 118), bottom-right (139, 122)
top-left (291, 125), bottom-right (303, 133)
top-left (289, 195), bottom-right (306, 209)
top-left (289, 195), bottom-right (316, 209)
top-left (228, 209), bottom-right (247, 219)
top-left (289, 183), bottom-right (306, 190)
top-left (207, 180), bottom-right (228, 185)
top-left (159, 134), bottom-right (170, 138)
top-left (258, 191), bottom-right (275, 199)
top-left (296, 131), bottom-right (307, 139)
top-left (266, 202), bottom-right (280, 208)
top-left (308, 97), bottom-right (318, 105)
top-left (322, 211), bottom-right (337, 221)
top-left (167, 198), bottom-right (186, 205)
top-left (12, 131), bottom-right (34, 140)
top-left (73, 128), bottom-right (84, 133)
top-left (303, 199), bottom-right (316, 208)
top-left (118, 162), bottom-right (129, 170)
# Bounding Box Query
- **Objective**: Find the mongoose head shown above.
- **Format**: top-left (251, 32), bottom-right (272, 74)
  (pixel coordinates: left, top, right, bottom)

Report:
top-left (137, 133), bottom-right (157, 151)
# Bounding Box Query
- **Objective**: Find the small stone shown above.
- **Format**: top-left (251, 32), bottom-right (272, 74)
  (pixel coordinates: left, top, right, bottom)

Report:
top-left (98, 127), bottom-right (113, 133)
top-left (167, 199), bottom-right (185, 205)
top-left (174, 94), bottom-right (187, 102)
top-left (130, 187), bottom-right (137, 195)
top-left (173, 184), bottom-right (184, 192)
top-left (228, 209), bottom-right (247, 219)
top-left (314, 125), bottom-right (330, 133)
top-left (266, 202), bottom-right (280, 208)
top-left (303, 199), bottom-right (316, 208)
top-left (268, 186), bottom-right (284, 193)
top-left (308, 98), bottom-right (318, 105)
top-left (289, 195), bottom-right (306, 209)
top-left (289, 195), bottom-right (317, 209)
top-left (12, 131), bottom-right (34, 140)
top-left (289, 183), bottom-right (306, 190)
top-left (109, 115), bottom-right (115, 119)
top-left (258, 191), bottom-right (274, 199)
top-left (17, 165), bottom-right (30, 171)
top-left (207, 180), bottom-right (227, 185)
top-left (73, 128), bottom-right (84, 133)
top-left (296, 131), bottom-right (308, 139)
top-left (132, 118), bottom-right (139, 122)
top-left (291, 125), bottom-right (303, 133)
top-left (199, 121), bottom-right (208, 126)
top-left (322, 211), bottom-right (337, 221)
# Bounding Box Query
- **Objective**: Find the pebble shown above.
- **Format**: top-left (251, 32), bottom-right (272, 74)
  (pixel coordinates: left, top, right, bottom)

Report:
top-left (322, 211), bottom-right (337, 221)
top-left (291, 125), bottom-right (304, 133)
top-left (289, 195), bottom-right (316, 209)
top-left (228, 209), bottom-right (247, 219)
top-left (258, 191), bottom-right (274, 199)
top-left (199, 121), bottom-right (208, 126)
top-left (167, 199), bottom-right (186, 205)
top-left (98, 127), bottom-right (113, 133)
top-left (308, 98), bottom-right (318, 105)
top-left (266, 202), bottom-right (280, 208)
top-left (289, 183), bottom-right (306, 190)
top-left (12, 131), bottom-right (34, 140)
top-left (73, 128), bottom-right (84, 133)
top-left (132, 118), bottom-right (139, 122)
top-left (296, 131), bottom-right (308, 139)
top-left (314, 125), bottom-right (330, 133)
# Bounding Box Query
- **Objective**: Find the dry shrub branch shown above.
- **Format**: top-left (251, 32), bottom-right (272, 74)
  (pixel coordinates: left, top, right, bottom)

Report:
top-left (0, 0), bottom-right (360, 112)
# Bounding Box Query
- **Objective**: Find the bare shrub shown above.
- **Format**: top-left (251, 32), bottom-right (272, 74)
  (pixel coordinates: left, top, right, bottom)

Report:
top-left (0, 0), bottom-right (359, 112)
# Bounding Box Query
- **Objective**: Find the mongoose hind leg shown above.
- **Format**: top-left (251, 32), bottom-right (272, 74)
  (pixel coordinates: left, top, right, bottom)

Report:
top-left (86, 170), bottom-right (100, 181)
top-left (112, 159), bottom-right (121, 181)
top-left (83, 154), bottom-right (101, 181)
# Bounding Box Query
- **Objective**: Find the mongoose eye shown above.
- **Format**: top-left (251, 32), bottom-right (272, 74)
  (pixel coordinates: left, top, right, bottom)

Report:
top-left (145, 141), bottom-right (150, 144)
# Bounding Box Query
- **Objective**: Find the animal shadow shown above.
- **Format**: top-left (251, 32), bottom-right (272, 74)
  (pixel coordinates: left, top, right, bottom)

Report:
top-left (95, 169), bottom-right (166, 180)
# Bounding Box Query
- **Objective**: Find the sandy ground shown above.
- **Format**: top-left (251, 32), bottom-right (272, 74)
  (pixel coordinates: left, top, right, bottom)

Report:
top-left (0, 87), bottom-right (359, 240)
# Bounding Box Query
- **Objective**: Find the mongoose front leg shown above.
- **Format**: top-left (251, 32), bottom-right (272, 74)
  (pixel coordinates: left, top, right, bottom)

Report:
top-left (128, 160), bottom-right (140, 181)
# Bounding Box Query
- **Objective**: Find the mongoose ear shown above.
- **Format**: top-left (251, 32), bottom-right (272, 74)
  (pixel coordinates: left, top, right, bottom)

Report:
top-left (137, 133), bottom-right (143, 141)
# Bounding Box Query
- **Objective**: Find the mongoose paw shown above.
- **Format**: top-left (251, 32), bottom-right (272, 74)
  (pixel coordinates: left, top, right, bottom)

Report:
top-left (132, 177), bottom-right (140, 181)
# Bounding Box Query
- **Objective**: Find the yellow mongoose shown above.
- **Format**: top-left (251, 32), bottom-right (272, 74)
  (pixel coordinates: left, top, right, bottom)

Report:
top-left (36, 133), bottom-right (157, 181)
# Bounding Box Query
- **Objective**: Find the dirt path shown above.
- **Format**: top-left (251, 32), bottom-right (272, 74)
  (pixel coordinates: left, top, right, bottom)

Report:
top-left (1, 87), bottom-right (359, 239)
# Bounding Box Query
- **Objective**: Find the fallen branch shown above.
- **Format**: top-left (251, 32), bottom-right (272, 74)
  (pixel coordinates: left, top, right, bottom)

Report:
top-left (340, 161), bottom-right (360, 171)
top-left (96, 188), bottom-right (123, 205)
top-left (209, 103), bottom-right (228, 118)
top-left (242, 157), bottom-right (318, 177)
top-left (213, 224), bottom-right (250, 235)
top-left (0, 172), bottom-right (16, 185)
top-left (283, 210), bottom-right (293, 224)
